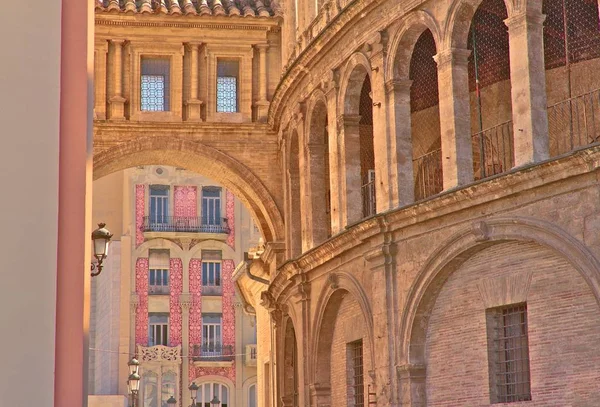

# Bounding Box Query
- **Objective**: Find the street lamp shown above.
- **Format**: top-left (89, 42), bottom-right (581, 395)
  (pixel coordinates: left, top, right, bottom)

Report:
top-left (127, 371), bottom-right (141, 407)
top-left (91, 222), bottom-right (113, 277)
top-left (128, 357), bottom-right (140, 375)
top-left (210, 395), bottom-right (220, 405)
top-left (167, 396), bottom-right (177, 405)
top-left (189, 382), bottom-right (199, 406)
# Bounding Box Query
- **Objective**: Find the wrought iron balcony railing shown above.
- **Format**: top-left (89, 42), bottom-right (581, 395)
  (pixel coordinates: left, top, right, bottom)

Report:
top-left (148, 284), bottom-right (170, 295)
top-left (191, 344), bottom-right (235, 362)
top-left (143, 216), bottom-right (230, 234)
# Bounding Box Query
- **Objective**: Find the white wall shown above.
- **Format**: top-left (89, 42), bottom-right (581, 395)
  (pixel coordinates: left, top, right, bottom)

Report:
top-left (0, 1), bottom-right (61, 406)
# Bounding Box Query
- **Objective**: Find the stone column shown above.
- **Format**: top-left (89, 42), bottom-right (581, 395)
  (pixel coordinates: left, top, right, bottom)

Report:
top-left (324, 78), bottom-right (343, 234)
top-left (309, 384), bottom-right (331, 407)
top-left (108, 39), bottom-right (126, 120)
top-left (505, 11), bottom-right (549, 165)
top-left (385, 79), bottom-right (415, 207)
top-left (397, 364), bottom-right (426, 407)
top-left (368, 33), bottom-right (395, 212)
top-left (305, 142), bottom-right (328, 248)
top-left (434, 48), bottom-right (474, 188)
top-left (254, 43), bottom-right (270, 122)
top-left (338, 114), bottom-right (363, 226)
top-left (94, 40), bottom-right (108, 120)
top-left (185, 42), bottom-right (203, 122)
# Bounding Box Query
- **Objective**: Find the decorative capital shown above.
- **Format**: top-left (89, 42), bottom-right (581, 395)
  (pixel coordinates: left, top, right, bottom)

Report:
top-left (260, 291), bottom-right (276, 310)
top-left (433, 48), bottom-right (471, 68)
top-left (327, 273), bottom-right (339, 290)
top-left (180, 293), bottom-right (192, 310)
top-left (504, 11), bottom-right (546, 31)
top-left (185, 42), bottom-right (203, 52)
top-left (255, 43), bottom-right (270, 51)
top-left (130, 293), bottom-right (140, 313)
top-left (471, 220), bottom-right (490, 242)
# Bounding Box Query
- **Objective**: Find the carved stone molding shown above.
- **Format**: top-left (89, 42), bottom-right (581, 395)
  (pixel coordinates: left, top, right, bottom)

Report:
top-left (137, 344), bottom-right (183, 364)
top-left (130, 293), bottom-right (140, 314)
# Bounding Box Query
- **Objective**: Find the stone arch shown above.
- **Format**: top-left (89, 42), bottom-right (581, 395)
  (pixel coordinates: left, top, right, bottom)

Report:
top-left (305, 89), bottom-right (332, 245)
top-left (386, 10), bottom-right (442, 81)
top-left (93, 136), bottom-right (284, 243)
top-left (309, 271), bottom-right (375, 389)
top-left (399, 216), bottom-right (600, 368)
top-left (338, 52), bottom-right (372, 116)
top-left (445, 0), bottom-right (517, 49)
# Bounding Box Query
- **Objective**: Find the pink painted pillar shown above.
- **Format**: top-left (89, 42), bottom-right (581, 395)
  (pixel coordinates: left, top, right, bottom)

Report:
top-left (174, 185), bottom-right (198, 218)
top-left (135, 184), bottom-right (145, 246)
top-left (226, 190), bottom-right (235, 249)
top-left (169, 258), bottom-right (183, 346)
top-left (54, 0), bottom-right (93, 405)
top-left (136, 258), bottom-right (150, 346)
top-left (189, 259), bottom-right (203, 353)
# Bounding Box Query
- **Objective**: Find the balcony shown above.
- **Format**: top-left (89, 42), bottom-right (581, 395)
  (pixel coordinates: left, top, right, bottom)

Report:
top-left (245, 344), bottom-right (257, 366)
top-left (191, 344), bottom-right (235, 367)
top-left (142, 216), bottom-right (230, 241)
top-left (148, 285), bottom-right (170, 295)
top-left (202, 285), bottom-right (223, 296)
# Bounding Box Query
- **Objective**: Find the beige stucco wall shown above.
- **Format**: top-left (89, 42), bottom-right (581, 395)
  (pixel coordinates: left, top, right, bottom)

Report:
top-left (0, 1), bottom-right (61, 406)
top-left (88, 395), bottom-right (128, 407)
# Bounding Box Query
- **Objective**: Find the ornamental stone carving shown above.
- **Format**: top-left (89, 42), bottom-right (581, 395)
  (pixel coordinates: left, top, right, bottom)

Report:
top-left (138, 345), bottom-right (182, 364)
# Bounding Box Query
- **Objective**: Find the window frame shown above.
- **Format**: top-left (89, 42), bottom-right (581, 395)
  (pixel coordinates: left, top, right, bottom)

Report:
top-left (148, 313), bottom-right (169, 347)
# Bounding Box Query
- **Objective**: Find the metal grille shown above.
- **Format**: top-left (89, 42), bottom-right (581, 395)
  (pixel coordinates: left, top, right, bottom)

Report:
top-left (350, 340), bottom-right (364, 407)
top-left (468, 0), bottom-right (513, 180)
top-left (359, 78), bottom-right (376, 218)
top-left (140, 57), bottom-right (170, 111)
top-left (410, 30), bottom-right (443, 200)
top-left (488, 304), bottom-right (531, 403)
top-left (217, 77), bottom-right (237, 112)
top-left (544, 0), bottom-right (600, 155)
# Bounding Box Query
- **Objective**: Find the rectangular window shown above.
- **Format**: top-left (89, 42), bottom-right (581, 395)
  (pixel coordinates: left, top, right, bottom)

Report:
top-left (149, 250), bottom-right (170, 294)
top-left (141, 57), bottom-right (170, 111)
top-left (202, 314), bottom-right (223, 355)
top-left (202, 187), bottom-right (222, 226)
top-left (486, 303), bottom-right (531, 404)
top-left (348, 340), bottom-right (364, 407)
top-left (149, 185), bottom-right (169, 226)
top-left (216, 60), bottom-right (239, 113)
top-left (148, 313), bottom-right (169, 346)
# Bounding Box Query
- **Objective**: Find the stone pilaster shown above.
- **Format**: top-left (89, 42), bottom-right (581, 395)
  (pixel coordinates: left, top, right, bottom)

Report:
top-left (434, 47), bottom-right (474, 188)
top-left (254, 43), bottom-right (270, 122)
top-left (397, 364), bottom-right (426, 407)
top-left (108, 39), bottom-right (126, 121)
top-left (385, 78), bottom-right (415, 207)
top-left (184, 42), bottom-right (203, 122)
top-left (94, 40), bottom-right (109, 120)
top-left (309, 383), bottom-right (331, 407)
top-left (324, 74), bottom-right (343, 234)
top-left (505, 11), bottom-right (549, 165)
top-left (364, 227), bottom-right (399, 407)
top-left (338, 114), bottom-right (363, 226)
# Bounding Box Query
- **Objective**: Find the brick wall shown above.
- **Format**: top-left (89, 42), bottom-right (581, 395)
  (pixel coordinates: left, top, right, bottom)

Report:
top-left (330, 293), bottom-right (372, 407)
top-left (425, 241), bottom-right (600, 406)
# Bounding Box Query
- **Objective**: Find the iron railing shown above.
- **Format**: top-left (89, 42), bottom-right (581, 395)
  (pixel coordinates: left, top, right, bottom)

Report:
top-left (548, 88), bottom-right (600, 156)
top-left (143, 216), bottom-right (230, 234)
top-left (413, 148), bottom-right (443, 201)
top-left (472, 120), bottom-right (514, 180)
top-left (202, 285), bottom-right (223, 296)
top-left (148, 285), bottom-right (170, 295)
top-left (361, 181), bottom-right (376, 218)
top-left (191, 344), bottom-right (234, 362)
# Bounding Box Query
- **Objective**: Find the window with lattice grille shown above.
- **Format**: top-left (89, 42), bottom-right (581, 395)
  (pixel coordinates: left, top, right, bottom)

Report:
top-left (217, 60), bottom-right (239, 113)
top-left (486, 303), bottom-right (531, 404)
top-left (347, 340), bottom-right (364, 407)
top-left (141, 57), bottom-right (170, 111)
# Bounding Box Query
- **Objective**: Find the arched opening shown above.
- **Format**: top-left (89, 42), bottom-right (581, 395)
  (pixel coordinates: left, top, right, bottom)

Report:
top-left (313, 290), bottom-right (371, 406)
top-left (307, 99), bottom-right (332, 245)
top-left (409, 29), bottom-right (442, 200)
top-left (287, 130), bottom-right (302, 257)
top-left (196, 381), bottom-right (230, 407)
top-left (359, 78), bottom-right (376, 218)
top-left (467, 0), bottom-right (513, 180)
top-left (543, 0), bottom-right (600, 155)
top-left (282, 318), bottom-right (299, 406)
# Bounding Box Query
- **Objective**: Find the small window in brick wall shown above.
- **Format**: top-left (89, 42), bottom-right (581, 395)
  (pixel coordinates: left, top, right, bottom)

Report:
top-left (216, 60), bottom-right (239, 113)
top-left (347, 339), bottom-right (365, 407)
top-left (141, 57), bottom-right (170, 111)
top-left (486, 303), bottom-right (532, 403)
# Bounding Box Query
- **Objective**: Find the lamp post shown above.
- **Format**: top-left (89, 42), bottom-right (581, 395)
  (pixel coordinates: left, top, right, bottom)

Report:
top-left (127, 371), bottom-right (141, 407)
top-left (189, 382), bottom-right (199, 407)
top-left (167, 396), bottom-right (177, 406)
top-left (128, 357), bottom-right (140, 375)
top-left (91, 222), bottom-right (113, 277)
top-left (210, 395), bottom-right (220, 406)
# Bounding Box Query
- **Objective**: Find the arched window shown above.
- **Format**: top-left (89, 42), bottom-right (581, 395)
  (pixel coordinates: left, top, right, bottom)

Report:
top-left (161, 371), bottom-right (177, 407)
top-left (248, 384), bottom-right (257, 407)
top-left (143, 372), bottom-right (159, 407)
top-left (198, 382), bottom-right (230, 407)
